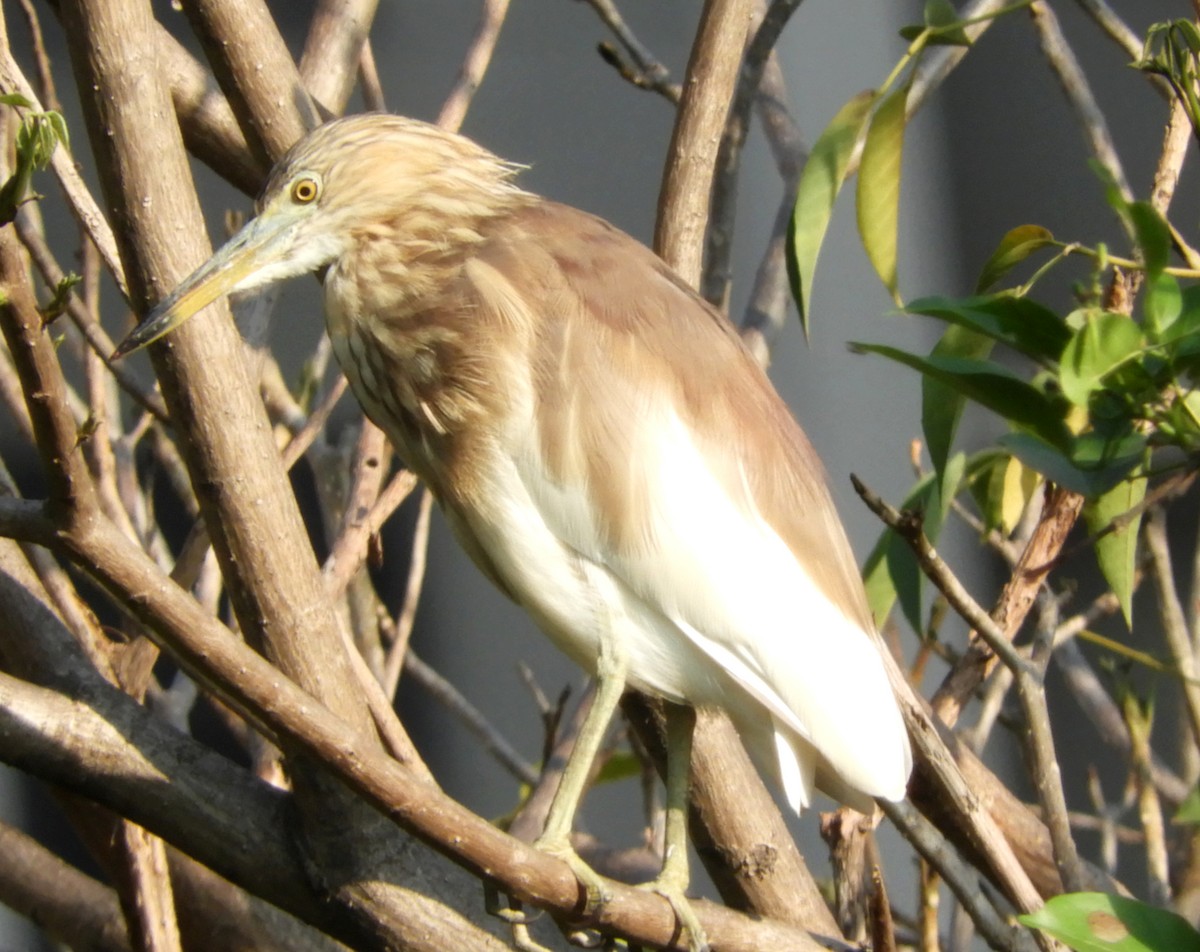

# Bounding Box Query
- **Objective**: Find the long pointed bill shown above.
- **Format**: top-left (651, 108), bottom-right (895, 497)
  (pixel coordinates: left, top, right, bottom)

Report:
top-left (112, 212), bottom-right (298, 359)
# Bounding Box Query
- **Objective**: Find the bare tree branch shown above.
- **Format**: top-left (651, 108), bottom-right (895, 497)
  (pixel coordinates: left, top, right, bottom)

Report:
top-left (437, 0), bottom-right (513, 132)
top-left (655, 0), bottom-right (754, 285)
top-left (299, 0), bottom-right (380, 114)
top-left (180, 0), bottom-right (317, 164)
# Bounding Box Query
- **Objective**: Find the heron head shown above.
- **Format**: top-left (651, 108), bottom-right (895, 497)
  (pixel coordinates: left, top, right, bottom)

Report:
top-left (113, 114), bottom-right (524, 358)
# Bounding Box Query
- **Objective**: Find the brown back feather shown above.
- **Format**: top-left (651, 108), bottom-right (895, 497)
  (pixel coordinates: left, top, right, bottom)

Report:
top-left (463, 201), bottom-right (874, 632)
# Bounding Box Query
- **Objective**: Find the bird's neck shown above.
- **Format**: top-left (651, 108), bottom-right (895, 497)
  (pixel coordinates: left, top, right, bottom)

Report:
top-left (324, 195), bottom-right (537, 496)
top-left (351, 191), bottom-right (534, 310)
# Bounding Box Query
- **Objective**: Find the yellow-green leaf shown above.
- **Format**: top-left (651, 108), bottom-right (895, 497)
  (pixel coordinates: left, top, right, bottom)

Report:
top-left (921, 0), bottom-right (972, 46)
top-left (975, 224), bottom-right (1055, 293)
top-left (1020, 892), bottom-right (1200, 952)
top-left (857, 82), bottom-right (908, 304)
top-left (788, 90), bottom-right (876, 334)
top-left (994, 455), bottom-right (1041, 536)
top-left (863, 473), bottom-right (934, 631)
top-left (1059, 312), bottom-right (1144, 406)
top-left (1084, 469), bottom-right (1147, 628)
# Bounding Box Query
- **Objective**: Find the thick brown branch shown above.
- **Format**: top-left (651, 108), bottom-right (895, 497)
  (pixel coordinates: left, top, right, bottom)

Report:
top-left (58, 3), bottom-right (497, 947)
top-left (931, 484), bottom-right (1083, 726)
top-left (654, 0), bottom-right (754, 285)
top-left (856, 476), bottom-right (1085, 894)
top-left (0, 226), bottom-right (98, 520)
top-left (0, 820), bottom-right (131, 952)
top-left (40, 513), bottom-right (822, 951)
top-left (159, 27), bottom-right (262, 195)
top-left (180, 0), bottom-right (317, 165)
top-left (299, 0), bottom-right (380, 114)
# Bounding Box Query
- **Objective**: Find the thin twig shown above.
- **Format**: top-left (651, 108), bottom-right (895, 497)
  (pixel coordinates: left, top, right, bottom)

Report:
top-left (437, 0), bottom-right (513, 133)
top-left (115, 822), bottom-right (184, 952)
top-left (908, 0), bottom-right (1010, 118)
top-left (880, 800), bottom-right (1039, 952)
top-left (323, 467), bottom-right (419, 601)
top-left (737, 52), bottom-right (807, 358)
top-left (1152, 99), bottom-right (1200, 272)
top-left (14, 213), bottom-right (168, 422)
top-left (0, 28), bottom-right (127, 296)
top-left (877, 648), bottom-right (1047, 916)
top-left (1029, 1), bottom-right (1132, 204)
top-left (281, 375), bottom-right (349, 469)
top-left (1121, 693), bottom-right (1170, 905)
top-left (855, 475), bottom-right (1084, 895)
top-left (14, 0), bottom-right (59, 112)
top-left (1047, 613), bottom-right (1189, 803)
top-left (1069, 0), bottom-right (1149, 63)
top-left (855, 476), bottom-right (1029, 675)
top-left (404, 649), bottom-right (538, 787)
top-left (1144, 509), bottom-right (1200, 755)
top-left (580, 0), bottom-right (681, 103)
top-left (0, 224), bottom-right (99, 517)
top-left (1085, 770), bottom-right (1124, 874)
top-left (383, 487), bottom-right (433, 698)
top-left (932, 484), bottom-right (1083, 727)
top-left (358, 39), bottom-right (386, 112)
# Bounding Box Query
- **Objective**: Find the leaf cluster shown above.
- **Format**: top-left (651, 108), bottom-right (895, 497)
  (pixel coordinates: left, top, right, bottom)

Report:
top-left (789, 5), bottom-right (1200, 632)
top-left (789, 9), bottom-right (1200, 948)
top-left (0, 94), bottom-right (68, 227)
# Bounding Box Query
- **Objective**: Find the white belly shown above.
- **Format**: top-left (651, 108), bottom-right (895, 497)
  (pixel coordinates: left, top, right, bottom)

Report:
top-left (446, 448), bottom-right (721, 707)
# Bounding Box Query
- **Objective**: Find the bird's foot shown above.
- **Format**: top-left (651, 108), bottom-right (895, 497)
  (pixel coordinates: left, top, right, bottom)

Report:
top-left (483, 883), bottom-right (541, 925)
top-left (638, 859), bottom-right (709, 952)
top-left (485, 885), bottom-right (566, 952)
top-left (534, 835), bottom-right (613, 916)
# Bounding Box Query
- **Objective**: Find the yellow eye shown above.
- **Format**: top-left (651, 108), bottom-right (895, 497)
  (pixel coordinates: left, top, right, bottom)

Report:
top-left (291, 176), bottom-right (320, 204)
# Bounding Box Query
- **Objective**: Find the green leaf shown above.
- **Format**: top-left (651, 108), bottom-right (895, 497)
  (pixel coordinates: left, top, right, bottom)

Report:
top-left (900, 0), bottom-right (972, 45)
top-left (1059, 312), bottom-right (1145, 406)
top-left (0, 93), bottom-right (33, 108)
top-left (1091, 159), bottom-right (1129, 219)
top-left (964, 448), bottom-right (1010, 532)
top-left (990, 455), bottom-right (1042, 536)
top-left (1071, 429), bottom-right (1149, 475)
top-left (1159, 285), bottom-right (1200, 350)
top-left (1144, 273), bottom-right (1183, 341)
top-left (16, 113), bottom-right (62, 169)
top-left (0, 109), bottom-right (69, 225)
top-left (1128, 201), bottom-right (1171, 280)
top-left (1000, 431), bottom-right (1144, 497)
top-left (1177, 786), bottom-right (1200, 825)
top-left (975, 224), bottom-right (1056, 293)
top-left (906, 294), bottom-right (1071, 364)
top-left (922, 324), bottom-right (993, 491)
top-left (1001, 432), bottom-right (1097, 495)
top-left (39, 272), bottom-right (81, 324)
top-left (788, 90), bottom-right (876, 333)
top-left (1020, 892), bottom-right (1200, 952)
top-left (854, 343), bottom-right (1071, 447)
top-left (862, 474), bottom-right (934, 632)
top-left (592, 750), bottom-right (641, 785)
top-left (1084, 468), bottom-right (1147, 628)
top-left (856, 82), bottom-right (908, 304)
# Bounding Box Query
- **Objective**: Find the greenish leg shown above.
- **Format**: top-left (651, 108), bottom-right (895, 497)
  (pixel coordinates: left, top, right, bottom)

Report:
top-left (645, 702), bottom-right (708, 952)
top-left (535, 632), bottom-right (628, 911)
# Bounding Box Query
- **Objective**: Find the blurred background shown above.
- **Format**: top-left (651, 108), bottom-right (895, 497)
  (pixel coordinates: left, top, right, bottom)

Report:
top-left (1, 0), bottom-right (1193, 947)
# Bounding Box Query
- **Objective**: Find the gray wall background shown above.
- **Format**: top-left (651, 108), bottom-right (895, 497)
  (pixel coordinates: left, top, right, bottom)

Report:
top-left (1, 0), bottom-right (1191, 947)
